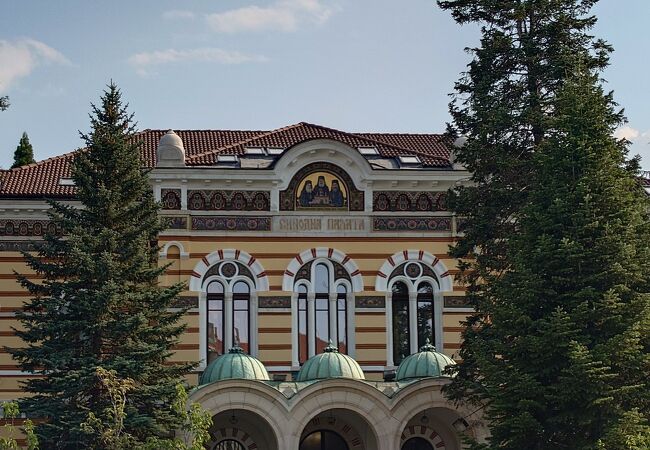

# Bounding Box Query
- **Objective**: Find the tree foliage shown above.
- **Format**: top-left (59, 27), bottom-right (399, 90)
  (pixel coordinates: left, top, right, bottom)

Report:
top-left (9, 83), bottom-right (193, 448)
top-left (0, 402), bottom-right (38, 450)
top-left (0, 96), bottom-right (8, 112)
top-left (11, 132), bottom-right (36, 169)
top-left (438, 1), bottom-right (650, 448)
top-left (80, 368), bottom-right (212, 450)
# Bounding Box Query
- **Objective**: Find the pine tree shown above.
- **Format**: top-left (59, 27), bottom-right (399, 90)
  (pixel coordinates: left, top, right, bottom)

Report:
top-left (10, 83), bottom-right (193, 449)
top-left (0, 96), bottom-right (8, 111)
top-left (12, 132), bottom-right (36, 168)
top-left (438, 1), bottom-right (650, 448)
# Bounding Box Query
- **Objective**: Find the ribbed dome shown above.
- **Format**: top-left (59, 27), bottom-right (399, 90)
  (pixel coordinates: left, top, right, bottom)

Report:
top-left (395, 340), bottom-right (456, 381)
top-left (297, 342), bottom-right (365, 381)
top-left (200, 347), bottom-right (270, 385)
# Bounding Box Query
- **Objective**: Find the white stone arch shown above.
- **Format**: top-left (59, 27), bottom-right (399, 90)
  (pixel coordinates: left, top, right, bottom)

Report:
top-left (389, 379), bottom-right (487, 449)
top-left (190, 249), bottom-right (269, 292)
top-left (376, 250), bottom-right (453, 293)
top-left (272, 138), bottom-right (374, 192)
top-left (283, 247), bottom-right (363, 292)
top-left (287, 379), bottom-right (395, 450)
top-left (159, 240), bottom-right (188, 259)
top-left (190, 380), bottom-right (288, 449)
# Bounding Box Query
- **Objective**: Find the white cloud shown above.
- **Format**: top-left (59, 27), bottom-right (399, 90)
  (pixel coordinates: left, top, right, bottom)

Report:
top-left (614, 125), bottom-right (641, 141)
top-left (162, 10), bottom-right (196, 20)
top-left (128, 48), bottom-right (268, 76)
top-left (0, 38), bottom-right (70, 92)
top-left (205, 0), bottom-right (338, 33)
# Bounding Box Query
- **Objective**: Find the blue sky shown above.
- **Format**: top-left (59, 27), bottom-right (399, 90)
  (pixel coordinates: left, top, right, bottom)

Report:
top-left (1, 0), bottom-right (649, 169)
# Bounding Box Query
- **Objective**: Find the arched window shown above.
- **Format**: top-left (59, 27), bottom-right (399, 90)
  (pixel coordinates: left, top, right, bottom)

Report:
top-left (387, 260), bottom-right (442, 366)
top-left (294, 259), bottom-right (353, 364)
top-left (203, 261), bottom-right (256, 364)
top-left (300, 430), bottom-right (349, 450)
top-left (402, 437), bottom-right (434, 450)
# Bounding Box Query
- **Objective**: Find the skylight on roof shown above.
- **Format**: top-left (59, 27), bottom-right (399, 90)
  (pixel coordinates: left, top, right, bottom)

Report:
top-left (58, 178), bottom-right (75, 186)
top-left (217, 155), bottom-right (239, 163)
top-left (266, 147), bottom-right (284, 155)
top-left (358, 147), bottom-right (379, 155)
top-left (398, 155), bottom-right (421, 165)
top-left (244, 147), bottom-right (265, 155)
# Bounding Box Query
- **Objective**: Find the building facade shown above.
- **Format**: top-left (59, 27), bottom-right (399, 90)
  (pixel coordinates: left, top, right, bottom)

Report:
top-left (0, 122), bottom-right (489, 449)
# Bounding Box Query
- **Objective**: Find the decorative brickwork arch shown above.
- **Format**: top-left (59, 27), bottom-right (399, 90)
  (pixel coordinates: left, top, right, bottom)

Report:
top-left (375, 250), bottom-right (453, 293)
top-left (283, 247), bottom-right (363, 292)
top-left (400, 425), bottom-right (447, 450)
top-left (190, 249), bottom-right (269, 292)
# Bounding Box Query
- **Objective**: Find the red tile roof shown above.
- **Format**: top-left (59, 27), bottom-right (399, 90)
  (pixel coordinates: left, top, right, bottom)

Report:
top-left (0, 123), bottom-right (452, 198)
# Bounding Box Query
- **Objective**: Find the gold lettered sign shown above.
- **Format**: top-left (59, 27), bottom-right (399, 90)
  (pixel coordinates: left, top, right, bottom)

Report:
top-left (273, 216), bottom-right (368, 233)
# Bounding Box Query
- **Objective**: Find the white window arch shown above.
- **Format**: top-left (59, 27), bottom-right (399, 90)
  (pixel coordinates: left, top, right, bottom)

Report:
top-left (291, 257), bottom-right (355, 367)
top-left (202, 262), bottom-right (258, 365)
top-left (191, 249), bottom-right (267, 368)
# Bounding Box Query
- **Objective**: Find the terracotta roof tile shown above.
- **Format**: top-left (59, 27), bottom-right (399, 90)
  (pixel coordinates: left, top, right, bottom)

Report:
top-left (0, 124), bottom-right (452, 198)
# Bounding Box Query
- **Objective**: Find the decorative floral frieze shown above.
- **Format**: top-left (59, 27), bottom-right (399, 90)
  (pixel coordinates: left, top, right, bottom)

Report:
top-left (0, 240), bottom-right (40, 252)
top-left (444, 296), bottom-right (472, 308)
top-left (258, 296), bottom-right (291, 308)
top-left (355, 296), bottom-right (385, 308)
top-left (161, 189), bottom-right (181, 210)
top-left (162, 216), bottom-right (187, 230)
top-left (187, 190), bottom-right (270, 211)
top-left (191, 216), bottom-right (271, 231)
top-left (372, 191), bottom-right (447, 212)
top-left (0, 220), bottom-right (61, 236)
top-left (373, 216), bottom-right (451, 232)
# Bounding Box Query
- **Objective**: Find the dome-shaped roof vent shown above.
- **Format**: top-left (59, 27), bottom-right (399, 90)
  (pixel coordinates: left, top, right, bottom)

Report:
top-left (296, 341), bottom-right (365, 381)
top-left (156, 130), bottom-right (185, 167)
top-left (200, 346), bottom-right (270, 385)
top-left (395, 340), bottom-right (456, 381)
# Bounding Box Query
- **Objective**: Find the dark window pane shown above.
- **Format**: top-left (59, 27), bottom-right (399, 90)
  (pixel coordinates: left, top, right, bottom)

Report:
top-left (233, 309), bottom-right (249, 353)
top-left (417, 281), bottom-right (433, 295)
top-left (402, 437), bottom-right (434, 450)
top-left (417, 299), bottom-right (434, 348)
top-left (300, 430), bottom-right (349, 450)
top-left (337, 298), bottom-right (347, 354)
top-left (298, 295), bottom-right (308, 363)
top-left (392, 299), bottom-right (410, 364)
top-left (315, 309), bottom-right (329, 353)
top-left (207, 310), bottom-right (223, 360)
top-left (392, 281), bottom-right (409, 296)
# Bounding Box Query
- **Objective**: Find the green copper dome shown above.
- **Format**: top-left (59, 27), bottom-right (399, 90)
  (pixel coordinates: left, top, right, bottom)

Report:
top-left (395, 340), bottom-right (456, 381)
top-left (297, 342), bottom-right (365, 381)
top-left (200, 347), bottom-right (270, 385)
